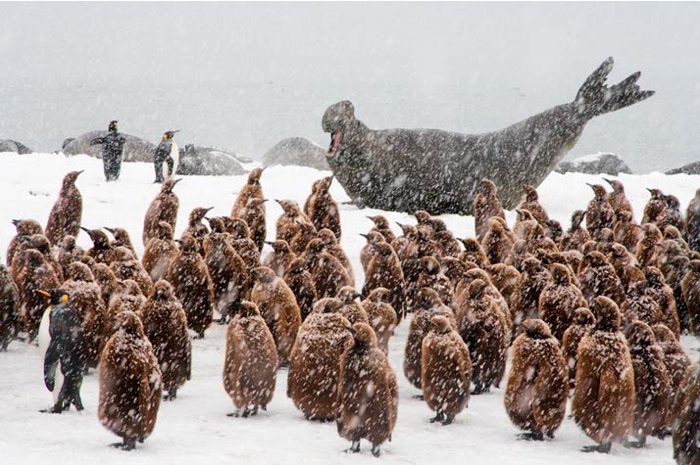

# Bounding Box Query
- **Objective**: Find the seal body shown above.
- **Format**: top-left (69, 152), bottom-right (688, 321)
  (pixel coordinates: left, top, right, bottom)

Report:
top-left (323, 58), bottom-right (653, 214)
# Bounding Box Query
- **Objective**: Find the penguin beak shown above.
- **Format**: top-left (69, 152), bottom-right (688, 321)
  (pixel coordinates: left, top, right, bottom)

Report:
top-left (646, 188), bottom-right (654, 194)
top-left (173, 178), bottom-right (182, 186)
top-left (11, 219), bottom-right (19, 227)
top-left (174, 239), bottom-right (183, 245)
top-left (585, 183), bottom-right (594, 189)
top-left (104, 227), bottom-right (115, 234)
top-left (36, 289), bottom-right (51, 298)
top-left (205, 207), bottom-right (214, 213)
top-left (395, 222), bottom-right (403, 229)
top-left (262, 199), bottom-right (269, 203)
top-left (344, 326), bottom-right (356, 335)
top-left (603, 178), bottom-right (612, 186)
top-left (359, 233), bottom-right (369, 240)
top-left (264, 241), bottom-right (274, 246)
top-left (80, 226), bottom-right (91, 235)
top-left (353, 292), bottom-right (362, 300)
top-left (275, 199), bottom-right (283, 205)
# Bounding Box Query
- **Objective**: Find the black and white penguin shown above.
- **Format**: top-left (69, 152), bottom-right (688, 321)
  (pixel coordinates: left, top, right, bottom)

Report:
top-left (37, 289), bottom-right (87, 413)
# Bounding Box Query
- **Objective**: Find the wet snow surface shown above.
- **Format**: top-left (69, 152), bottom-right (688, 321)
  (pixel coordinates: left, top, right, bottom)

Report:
top-left (0, 153), bottom-right (698, 464)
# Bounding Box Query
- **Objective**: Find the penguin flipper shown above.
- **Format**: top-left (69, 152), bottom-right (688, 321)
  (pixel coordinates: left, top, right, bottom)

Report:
top-left (43, 339), bottom-right (59, 391)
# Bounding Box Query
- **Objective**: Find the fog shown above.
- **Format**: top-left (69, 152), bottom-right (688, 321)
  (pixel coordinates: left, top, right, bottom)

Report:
top-left (1, 2), bottom-right (699, 172)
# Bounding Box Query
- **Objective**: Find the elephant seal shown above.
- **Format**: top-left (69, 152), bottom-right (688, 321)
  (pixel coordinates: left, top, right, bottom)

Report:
top-left (322, 57), bottom-right (653, 214)
top-left (62, 130), bottom-right (156, 162)
top-left (176, 144), bottom-right (246, 176)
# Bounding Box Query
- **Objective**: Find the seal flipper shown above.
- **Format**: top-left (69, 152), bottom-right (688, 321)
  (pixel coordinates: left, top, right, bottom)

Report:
top-left (575, 57), bottom-right (654, 118)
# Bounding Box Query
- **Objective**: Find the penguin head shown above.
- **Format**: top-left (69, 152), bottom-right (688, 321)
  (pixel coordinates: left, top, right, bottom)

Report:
top-left (430, 315), bottom-right (453, 334)
top-left (689, 260), bottom-right (700, 273)
top-left (251, 266), bottom-right (276, 284)
top-left (626, 321), bottom-right (655, 352)
top-left (206, 216), bottom-right (226, 234)
top-left (247, 167), bottom-right (264, 185)
top-left (419, 256), bottom-right (440, 275)
top-left (80, 227), bottom-right (110, 247)
top-left (66, 262), bottom-right (94, 283)
top-left (367, 215), bottom-right (390, 229)
top-left (522, 318), bottom-right (553, 340)
top-left (646, 188), bottom-right (663, 199)
top-left (592, 296), bottom-right (621, 332)
top-left (228, 218), bottom-right (250, 239)
top-left (571, 209), bottom-right (586, 228)
top-left (551, 263), bottom-right (571, 285)
top-left (468, 278), bottom-right (489, 300)
top-left (12, 218), bottom-right (43, 235)
top-left (573, 308), bottom-right (596, 326)
top-left (641, 223), bottom-right (662, 242)
top-left (312, 297), bottom-right (343, 314)
top-left (615, 209), bottom-right (632, 222)
top-left (246, 198), bottom-right (267, 209)
top-left (266, 240), bottom-right (290, 254)
top-left (366, 287), bottom-right (390, 304)
top-left (651, 324), bottom-right (674, 345)
top-left (175, 234), bottom-right (197, 253)
top-left (643, 266), bottom-right (664, 286)
top-left (286, 257), bottom-right (307, 276)
top-left (478, 179), bottom-right (497, 196)
top-left (414, 210), bottom-right (432, 225)
top-left (415, 287), bottom-right (443, 309)
top-left (151, 280), bottom-right (175, 301)
top-left (162, 130), bottom-right (179, 141)
top-left (348, 322), bottom-right (377, 349)
top-left (160, 178), bottom-right (181, 193)
top-left (60, 235), bottom-right (77, 250)
top-left (373, 242), bottom-right (394, 258)
top-left (603, 178), bottom-right (624, 193)
top-left (586, 183), bottom-right (607, 199)
top-left (189, 206), bottom-right (214, 225)
top-left (275, 199), bottom-right (299, 216)
top-left (443, 258), bottom-right (474, 282)
top-left (156, 221), bottom-right (174, 240)
top-left (36, 289), bottom-right (69, 306)
top-left (236, 300), bottom-right (261, 319)
top-left (663, 225), bottom-right (682, 240)
top-left (115, 310), bottom-right (144, 337)
top-left (336, 286), bottom-right (361, 304)
top-left (108, 120), bottom-right (118, 132)
top-left (522, 184), bottom-right (539, 202)
top-left (63, 170), bottom-right (83, 187)
top-left (317, 228), bottom-right (338, 246)
top-left (464, 267), bottom-right (490, 285)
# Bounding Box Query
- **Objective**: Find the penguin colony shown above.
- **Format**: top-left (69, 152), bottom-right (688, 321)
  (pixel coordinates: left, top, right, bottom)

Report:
top-left (1, 168), bottom-right (699, 461)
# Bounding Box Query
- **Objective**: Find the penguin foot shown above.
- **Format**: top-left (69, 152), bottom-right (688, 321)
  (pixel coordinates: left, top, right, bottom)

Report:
top-left (429, 412), bottom-right (444, 423)
top-left (193, 333), bottom-right (205, 340)
top-left (111, 439), bottom-right (135, 451)
top-left (581, 443), bottom-right (611, 453)
top-left (371, 444), bottom-right (381, 457)
top-left (441, 415), bottom-right (454, 426)
top-left (345, 440), bottom-right (361, 453)
top-left (517, 432), bottom-right (544, 441)
top-left (39, 406), bottom-right (62, 414)
top-left (654, 428), bottom-right (671, 440)
top-left (163, 389), bottom-right (177, 401)
top-left (623, 437), bottom-right (646, 449)
top-left (412, 394), bottom-right (424, 400)
top-left (471, 385), bottom-right (486, 395)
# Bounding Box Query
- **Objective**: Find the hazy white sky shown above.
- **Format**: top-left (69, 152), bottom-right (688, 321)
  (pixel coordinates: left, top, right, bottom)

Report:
top-left (1, 2), bottom-right (699, 172)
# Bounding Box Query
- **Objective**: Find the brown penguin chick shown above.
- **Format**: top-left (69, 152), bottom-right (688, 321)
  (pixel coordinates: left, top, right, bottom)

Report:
top-left (92, 263), bottom-right (121, 309)
top-left (81, 227), bottom-right (114, 265)
top-left (473, 178), bottom-right (506, 242)
top-left (337, 322), bottom-right (399, 457)
top-left (511, 257), bottom-right (551, 330)
top-left (517, 185), bottom-right (549, 224)
top-left (232, 237), bottom-right (261, 275)
top-left (559, 210), bottom-right (591, 252)
top-left (603, 178), bottom-right (634, 222)
top-left (585, 183), bottom-right (615, 240)
top-left (287, 297), bottom-right (352, 421)
top-left (274, 199), bottom-right (308, 243)
top-left (578, 251), bottom-right (625, 307)
top-left (203, 232), bottom-right (247, 323)
top-left (361, 288), bottom-right (397, 355)
top-left (0, 264), bottom-right (20, 350)
top-left (404, 287), bottom-right (456, 390)
top-left (453, 267), bottom-right (493, 307)
top-left (544, 219), bottom-right (564, 244)
top-left (250, 266), bottom-right (302, 366)
top-left (6, 218), bottom-right (43, 267)
top-left (141, 221), bottom-right (178, 283)
top-left (367, 215), bottom-right (396, 244)
top-left (413, 210), bottom-right (436, 238)
top-left (686, 188), bottom-right (700, 253)
top-left (139, 280), bottom-right (191, 400)
top-left (283, 257), bottom-right (316, 322)
top-left (434, 230), bottom-right (461, 258)
top-left (644, 266), bottom-right (681, 337)
top-left (263, 239), bottom-right (295, 277)
top-left (317, 228), bottom-right (354, 282)
top-left (359, 231), bottom-right (386, 273)
top-left (441, 257), bottom-right (475, 291)
top-left (16, 249), bottom-right (59, 340)
top-left (664, 195), bottom-right (686, 233)
top-left (681, 259), bottom-right (700, 335)
top-left (106, 280), bottom-right (146, 336)
top-left (505, 319), bottom-right (568, 440)
top-left (415, 256), bottom-right (455, 309)
top-left (336, 286), bottom-right (370, 326)
top-left (98, 310), bottom-right (162, 450)
top-left (537, 263), bottom-right (588, 342)
top-left (44, 170), bottom-right (83, 246)
top-left (625, 321), bottom-right (671, 447)
top-left (234, 198), bottom-right (267, 252)
top-left (305, 176), bottom-right (341, 240)
top-left (290, 221), bottom-right (318, 255)
top-left (652, 324), bottom-right (692, 408)
top-left (415, 226), bottom-right (441, 258)
top-left (609, 243), bottom-right (646, 294)
top-left (672, 362), bottom-right (700, 465)
top-left (166, 234), bottom-right (214, 338)
top-left (206, 216), bottom-right (228, 235)
top-left (306, 246), bottom-right (354, 300)
top-left (224, 215), bottom-right (253, 239)
top-left (458, 238), bottom-right (490, 268)
top-left (393, 223), bottom-right (418, 263)
top-left (13, 233), bottom-right (64, 284)
top-left (664, 225), bottom-right (691, 253)
top-left (482, 217), bottom-right (514, 265)
top-left (110, 247), bottom-right (153, 297)
top-left (362, 242), bottom-right (406, 321)
top-left (421, 314), bottom-right (471, 425)
top-left (594, 228), bottom-right (616, 256)
top-left (668, 256), bottom-right (692, 333)
top-left (291, 306), bottom-right (351, 414)
top-left (61, 262), bottom-right (109, 368)
top-left (621, 281), bottom-right (663, 329)
top-left (182, 206), bottom-right (212, 242)
top-left (104, 227), bottom-right (136, 257)
top-left (513, 209), bottom-right (540, 242)
top-left (572, 296), bottom-right (635, 453)
top-left (642, 188), bottom-right (667, 225)
top-left (486, 263), bottom-right (522, 314)
top-left (457, 279), bottom-right (510, 393)
top-left (231, 167), bottom-right (264, 218)
top-left (562, 308), bottom-right (596, 391)
top-left (142, 178), bottom-right (180, 247)
top-left (222, 301), bottom-right (278, 417)
top-left (613, 210), bottom-right (642, 254)
top-left (55, 235), bottom-right (85, 277)
top-left (636, 223), bottom-right (664, 269)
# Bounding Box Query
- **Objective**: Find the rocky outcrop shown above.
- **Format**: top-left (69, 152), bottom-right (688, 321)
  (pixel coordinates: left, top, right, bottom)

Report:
top-left (0, 139), bottom-right (32, 154)
top-left (666, 161), bottom-right (700, 175)
top-left (263, 137), bottom-right (329, 171)
top-left (62, 131), bottom-right (156, 162)
top-left (556, 152), bottom-right (632, 176)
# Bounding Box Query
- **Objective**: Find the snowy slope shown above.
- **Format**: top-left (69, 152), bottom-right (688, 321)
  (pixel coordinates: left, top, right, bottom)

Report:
top-left (0, 153), bottom-right (697, 465)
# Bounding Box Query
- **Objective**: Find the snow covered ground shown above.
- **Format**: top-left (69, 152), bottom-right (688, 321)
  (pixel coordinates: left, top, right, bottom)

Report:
top-left (0, 152), bottom-right (697, 465)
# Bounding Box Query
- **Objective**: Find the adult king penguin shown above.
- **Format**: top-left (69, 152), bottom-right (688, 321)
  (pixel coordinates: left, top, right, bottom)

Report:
top-left (37, 289), bottom-right (87, 413)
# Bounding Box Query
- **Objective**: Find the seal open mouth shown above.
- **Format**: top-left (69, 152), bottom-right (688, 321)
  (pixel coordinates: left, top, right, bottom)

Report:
top-left (328, 131), bottom-right (343, 157)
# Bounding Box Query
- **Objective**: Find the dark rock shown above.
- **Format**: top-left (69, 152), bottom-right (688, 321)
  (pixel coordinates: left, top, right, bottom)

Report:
top-left (555, 152), bottom-right (632, 176)
top-left (666, 161), bottom-right (700, 175)
top-left (176, 144), bottom-right (247, 176)
top-left (62, 130), bottom-right (156, 162)
top-left (262, 137), bottom-right (329, 170)
top-left (0, 139), bottom-right (33, 154)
